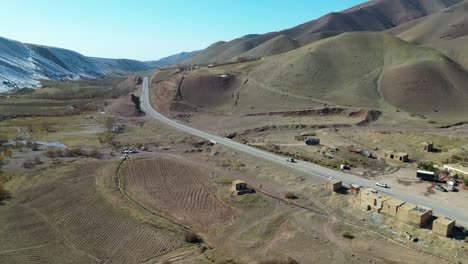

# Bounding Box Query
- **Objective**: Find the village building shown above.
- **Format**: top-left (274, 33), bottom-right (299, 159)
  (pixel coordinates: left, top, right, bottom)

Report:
top-left (359, 188), bottom-right (382, 211)
top-left (381, 198), bottom-right (406, 217)
top-left (379, 151), bottom-right (409, 162)
top-left (432, 217), bottom-right (456, 237)
top-left (397, 204), bottom-right (432, 227)
top-left (232, 180), bottom-right (249, 195)
top-left (423, 142), bottom-right (434, 152)
top-left (443, 164), bottom-right (468, 177)
top-left (326, 180), bottom-right (342, 192)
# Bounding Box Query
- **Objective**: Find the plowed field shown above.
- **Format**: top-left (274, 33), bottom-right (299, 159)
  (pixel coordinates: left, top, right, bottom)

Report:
top-left (0, 160), bottom-right (184, 264)
top-left (121, 156), bottom-right (234, 231)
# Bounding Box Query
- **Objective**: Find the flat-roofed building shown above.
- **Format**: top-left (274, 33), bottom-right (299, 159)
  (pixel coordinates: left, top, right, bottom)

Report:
top-left (433, 217), bottom-right (456, 237)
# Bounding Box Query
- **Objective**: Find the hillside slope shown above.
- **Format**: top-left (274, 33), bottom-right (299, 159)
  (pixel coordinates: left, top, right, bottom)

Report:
top-left (146, 50), bottom-right (200, 68)
top-left (394, 0), bottom-right (468, 44)
top-left (181, 0), bottom-right (461, 65)
top-left (0, 37), bottom-right (151, 91)
top-left (235, 34), bottom-right (301, 60)
top-left (153, 32), bottom-right (468, 122)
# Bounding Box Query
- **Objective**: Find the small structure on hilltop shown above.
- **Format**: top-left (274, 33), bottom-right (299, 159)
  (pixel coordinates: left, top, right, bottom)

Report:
top-left (432, 217), bottom-right (456, 237)
top-left (232, 180), bottom-right (249, 195)
top-left (326, 180), bottom-right (342, 192)
top-left (423, 142), bottom-right (434, 152)
top-left (379, 151), bottom-right (409, 162)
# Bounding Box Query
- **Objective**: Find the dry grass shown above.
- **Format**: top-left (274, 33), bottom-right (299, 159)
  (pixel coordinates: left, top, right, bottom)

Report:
top-left (258, 257), bottom-right (299, 264)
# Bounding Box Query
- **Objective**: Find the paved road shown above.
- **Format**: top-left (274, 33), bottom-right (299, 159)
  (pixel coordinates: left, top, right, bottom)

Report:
top-left (141, 77), bottom-right (468, 226)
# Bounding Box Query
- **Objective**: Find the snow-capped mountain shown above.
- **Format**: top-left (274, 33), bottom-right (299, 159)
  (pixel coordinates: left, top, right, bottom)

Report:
top-left (0, 36), bottom-right (152, 91)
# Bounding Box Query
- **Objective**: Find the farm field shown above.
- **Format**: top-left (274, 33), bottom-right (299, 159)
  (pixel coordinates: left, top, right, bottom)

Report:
top-left (121, 156), bottom-right (234, 232)
top-left (0, 159), bottom-right (188, 264)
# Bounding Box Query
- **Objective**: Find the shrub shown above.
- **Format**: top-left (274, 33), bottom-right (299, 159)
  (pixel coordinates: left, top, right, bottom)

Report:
top-left (23, 159), bottom-right (36, 169)
top-left (98, 132), bottom-right (115, 144)
top-left (464, 178), bottom-right (468, 187)
top-left (342, 231), bottom-right (355, 239)
top-left (183, 231), bottom-right (201, 243)
top-left (284, 192), bottom-right (297, 199)
top-left (34, 157), bottom-right (43, 165)
top-left (88, 149), bottom-right (101, 158)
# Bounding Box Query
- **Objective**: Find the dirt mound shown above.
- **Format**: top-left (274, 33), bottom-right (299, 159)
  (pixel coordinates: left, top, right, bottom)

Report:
top-left (0, 160), bottom-right (183, 264)
top-left (121, 157), bottom-right (234, 231)
top-left (236, 34), bottom-right (301, 59)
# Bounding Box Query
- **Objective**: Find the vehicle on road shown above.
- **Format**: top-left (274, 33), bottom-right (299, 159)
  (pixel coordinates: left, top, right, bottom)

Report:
top-left (435, 184), bottom-right (448, 192)
top-left (375, 182), bottom-right (388, 188)
top-left (328, 176), bottom-right (334, 181)
top-left (285, 157), bottom-right (296, 163)
top-left (128, 148), bottom-right (138, 154)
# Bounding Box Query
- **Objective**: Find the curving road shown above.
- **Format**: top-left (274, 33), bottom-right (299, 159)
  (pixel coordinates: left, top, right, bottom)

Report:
top-left (141, 77), bottom-right (468, 226)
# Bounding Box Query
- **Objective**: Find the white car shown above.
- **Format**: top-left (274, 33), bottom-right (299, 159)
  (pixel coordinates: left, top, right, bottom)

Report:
top-left (375, 182), bottom-right (388, 188)
top-left (285, 157), bottom-right (296, 163)
top-left (328, 176), bottom-right (335, 181)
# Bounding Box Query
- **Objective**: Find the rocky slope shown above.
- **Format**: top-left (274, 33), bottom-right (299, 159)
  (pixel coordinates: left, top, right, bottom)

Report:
top-left (0, 36), bottom-right (151, 91)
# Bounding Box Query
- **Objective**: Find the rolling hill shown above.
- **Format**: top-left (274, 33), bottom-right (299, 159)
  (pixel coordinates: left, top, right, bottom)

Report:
top-left (152, 32), bottom-right (468, 122)
top-left (146, 50), bottom-right (200, 68)
top-left (181, 0), bottom-right (462, 65)
top-left (386, 0), bottom-right (468, 70)
top-left (0, 36), bottom-right (152, 91)
top-left (392, 0), bottom-right (468, 44)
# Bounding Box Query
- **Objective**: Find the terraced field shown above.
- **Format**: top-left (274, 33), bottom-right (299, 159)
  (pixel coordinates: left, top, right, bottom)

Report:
top-left (121, 156), bottom-right (235, 231)
top-left (0, 160), bottom-right (184, 264)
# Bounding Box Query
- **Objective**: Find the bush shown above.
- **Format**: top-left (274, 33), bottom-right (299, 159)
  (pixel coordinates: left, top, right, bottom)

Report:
top-left (284, 192), bottom-right (298, 199)
top-left (88, 149), bottom-right (101, 158)
top-left (183, 231), bottom-right (201, 243)
top-left (34, 157), bottom-right (43, 165)
top-left (342, 231), bottom-right (355, 239)
top-left (464, 178), bottom-right (468, 187)
top-left (98, 132), bottom-right (115, 144)
top-left (23, 159), bottom-right (36, 169)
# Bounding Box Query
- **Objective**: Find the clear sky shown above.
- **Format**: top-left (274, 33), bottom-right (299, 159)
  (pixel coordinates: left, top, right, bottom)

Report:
top-left (0, 0), bottom-right (365, 61)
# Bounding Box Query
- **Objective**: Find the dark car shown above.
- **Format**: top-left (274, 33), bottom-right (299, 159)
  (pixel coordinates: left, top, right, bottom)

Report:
top-left (435, 184), bottom-right (448, 192)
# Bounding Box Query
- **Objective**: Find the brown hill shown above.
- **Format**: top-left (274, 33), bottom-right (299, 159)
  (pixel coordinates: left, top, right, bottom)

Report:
top-left (152, 32), bottom-right (468, 123)
top-left (394, 0), bottom-right (468, 44)
top-left (235, 34), bottom-right (301, 60)
top-left (181, 0), bottom-right (461, 65)
top-left (431, 35), bottom-right (468, 70)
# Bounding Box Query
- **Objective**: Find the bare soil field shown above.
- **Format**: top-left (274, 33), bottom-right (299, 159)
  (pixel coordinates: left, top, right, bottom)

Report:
top-left (120, 156), bottom-right (235, 232)
top-left (0, 160), bottom-right (186, 264)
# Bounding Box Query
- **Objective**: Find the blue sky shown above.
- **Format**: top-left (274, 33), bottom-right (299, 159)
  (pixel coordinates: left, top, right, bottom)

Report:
top-left (0, 0), bottom-right (365, 61)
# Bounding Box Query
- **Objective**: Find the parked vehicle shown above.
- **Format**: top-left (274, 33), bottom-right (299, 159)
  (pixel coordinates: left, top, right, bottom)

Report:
top-left (375, 182), bottom-right (388, 188)
top-left (328, 176), bottom-right (335, 181)
top-left (435, 184), bottom-right (448, 192)
top-left (417, 170), bottom-right (440, 181)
